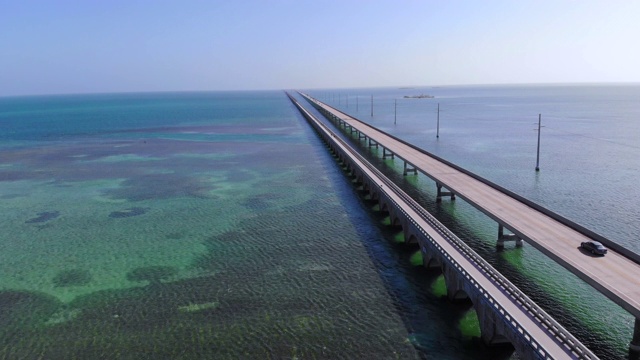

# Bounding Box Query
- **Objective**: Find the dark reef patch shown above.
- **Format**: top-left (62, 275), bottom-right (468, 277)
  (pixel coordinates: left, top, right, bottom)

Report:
top-left (126, 266), bottom-right (178, 284)
top-left (52, 269), bottom-right (92, 287)
top-left (241, 197), bottom-right (270, 211)
top-left (240, 193), bottom-right (281, 211)
top-left (109, 207), bottom-right (149, 218)
top-left (0, 290), bottom-right (61, 330)
top-left (102, 173), bottom-right (215, 201)
top-left (25, 211), bottom-right (60, 224)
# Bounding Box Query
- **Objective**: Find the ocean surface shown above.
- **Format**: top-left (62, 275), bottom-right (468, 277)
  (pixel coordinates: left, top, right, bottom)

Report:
top-left (0, 85), bottom-right (638, 359)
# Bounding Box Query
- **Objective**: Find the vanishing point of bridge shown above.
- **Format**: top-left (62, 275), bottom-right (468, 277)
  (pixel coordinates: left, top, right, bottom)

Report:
top-left (288, 92), bottom-right (640, 359)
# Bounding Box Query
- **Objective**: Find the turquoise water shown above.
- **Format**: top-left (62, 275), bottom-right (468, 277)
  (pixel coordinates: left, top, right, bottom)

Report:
top-left (1, 87), bottom-right (636, 358)
top-left (0, 92), bottom-right (419, 358)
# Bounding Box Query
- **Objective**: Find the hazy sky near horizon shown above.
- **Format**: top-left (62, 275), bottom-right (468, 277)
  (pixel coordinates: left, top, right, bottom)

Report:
top-left (1, 0), bottom-right (639, 96)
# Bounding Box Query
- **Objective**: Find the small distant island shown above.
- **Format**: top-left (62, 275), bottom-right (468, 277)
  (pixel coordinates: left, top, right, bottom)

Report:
top-left (403, 94), bottom-right (434, 99)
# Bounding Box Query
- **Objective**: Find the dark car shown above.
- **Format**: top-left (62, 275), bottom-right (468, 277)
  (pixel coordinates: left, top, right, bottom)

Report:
top-left (580, 240), bottom-right (608, 255)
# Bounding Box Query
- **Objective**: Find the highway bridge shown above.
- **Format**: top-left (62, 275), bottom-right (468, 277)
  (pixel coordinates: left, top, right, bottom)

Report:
top-left (293, 91), bottom-right (640, 358)
top-left (287, 92), bottom-right (600, 359)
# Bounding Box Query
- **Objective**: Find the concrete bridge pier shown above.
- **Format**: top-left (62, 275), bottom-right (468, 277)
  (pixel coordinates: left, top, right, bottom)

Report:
top-left (630, 318), bottom-right (640, 359)
top-left (403, 161), bottom-right (417, 176)
top-left (497, 224), bottom-right (523, 249)
top-left (382, 148), bottom-right (395, 159)
top-left (368, 138), bottom-right (379, 148)
top-left (474, 302), bottom-right (512, 347)
top-left (442, 263), bottom-right (470, 301)
top-left (436, 182), bottom-right (456, 202)
top-left (420, 244), bottom-right (442, 269)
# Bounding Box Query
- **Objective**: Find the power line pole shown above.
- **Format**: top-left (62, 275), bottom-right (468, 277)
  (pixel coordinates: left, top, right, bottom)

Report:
top-left (535, 113), bottom-right (542, 171)
top-left (394, 99), bottom-right (397, 125)
top-left (371, 95), bottom-right (374, 117)
top-left (436, 103), bottom-right (440, 138)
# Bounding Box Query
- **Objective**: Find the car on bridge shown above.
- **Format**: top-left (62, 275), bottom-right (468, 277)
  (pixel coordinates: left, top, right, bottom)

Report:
top-left (580, 240), bottom-right (608, 256)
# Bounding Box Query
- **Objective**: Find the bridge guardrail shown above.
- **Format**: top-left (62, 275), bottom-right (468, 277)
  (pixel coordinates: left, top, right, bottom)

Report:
top-left (289, 92), bottom-right (597, 360)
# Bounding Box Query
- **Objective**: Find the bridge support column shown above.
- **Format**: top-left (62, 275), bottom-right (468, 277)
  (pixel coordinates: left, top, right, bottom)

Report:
top-left (368, 138), bottom-right (378, 148)
top-left (382, 148), bottom-right (394, 159)
top-left (358, 132), bottom-right (367, 140)
top-left (476, 304), bottom-right (511, 346)
top-left (497, 224), bottom-right (523, 249)
top-left (421, 249), bottom-right (441, 269)
top-left (436, 182), bottom-right (455, 202)
top-left (403, 161), bottom-right (417, 176)
top-left (630, 318), bottom-right (640, 358)
top-left (350, 127), bottom-right (358, 135)
top-left (442, 264), bottom-right (469, 301)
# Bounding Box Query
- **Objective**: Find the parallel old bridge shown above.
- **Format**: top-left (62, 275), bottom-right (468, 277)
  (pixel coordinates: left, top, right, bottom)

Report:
top-left (288, 92), bottom-right (640, 359)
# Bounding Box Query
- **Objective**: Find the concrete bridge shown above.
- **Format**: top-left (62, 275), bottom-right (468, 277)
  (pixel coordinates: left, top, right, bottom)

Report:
top-left (296, 92), bottom-right (640, 357)
top-left (287, 92), bottom-right (598, 359)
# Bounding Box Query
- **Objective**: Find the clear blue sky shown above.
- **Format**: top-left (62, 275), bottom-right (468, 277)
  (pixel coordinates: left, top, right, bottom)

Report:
top-left (1, 0), bottom-right (639, 96)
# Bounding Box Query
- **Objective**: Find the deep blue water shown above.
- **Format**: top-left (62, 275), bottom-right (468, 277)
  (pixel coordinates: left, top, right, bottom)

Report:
top-left (0, 86), bottom-right (638, 359)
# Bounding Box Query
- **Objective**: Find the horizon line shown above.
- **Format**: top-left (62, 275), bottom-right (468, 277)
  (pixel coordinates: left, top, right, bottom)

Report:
top-left (2, 81), bottom-right (640, 99)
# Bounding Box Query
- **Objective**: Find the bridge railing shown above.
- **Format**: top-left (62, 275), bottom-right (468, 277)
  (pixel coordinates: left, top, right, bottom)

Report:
top-left (288, 92), bottom-right (597, 360)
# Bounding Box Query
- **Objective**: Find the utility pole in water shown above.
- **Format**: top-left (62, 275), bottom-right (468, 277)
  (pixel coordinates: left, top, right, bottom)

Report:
top-left (436, 103), bottom-right (440, 138)
top-left (371, 95), bottom-right (374, 117)
top-left (535, 113), bottom-right (542, 171)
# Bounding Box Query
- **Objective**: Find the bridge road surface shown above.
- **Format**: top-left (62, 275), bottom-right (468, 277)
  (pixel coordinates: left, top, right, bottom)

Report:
top-left (290, 93), bottom-right (596, 359)
top-left (302, 93), bottom-right (640, 321)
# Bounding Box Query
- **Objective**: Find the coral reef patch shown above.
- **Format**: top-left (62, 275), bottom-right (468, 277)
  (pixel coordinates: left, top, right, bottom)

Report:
top-left (102, 173), bottom-right (214, 201)
top-left (25, 211), bottom-right (60, 224)
top-left (52, 269), bottom-right (92, 287)
top-left (0, 290), bottom-right (61, 330)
